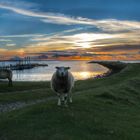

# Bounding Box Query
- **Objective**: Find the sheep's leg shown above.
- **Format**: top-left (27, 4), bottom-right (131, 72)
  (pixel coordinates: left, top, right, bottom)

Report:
top-left (11, 80), bottom-right (13, 86)
top-left (64, 94), bottom-right (68, 106)
top-left (69, 96), bottom-right (72, 103)
top-left (68, 92), bottom-right (72, 103)
top-left (57, 95), bottom-right (61, 106)
top-left (10, 79), bottom-right (13, 87)
top-left (61, 95), bottom-right (65, 102)
top-left (8, 78), bottom-right (11, 87)
top-left (8, 81), bottom-right (10, 87)
top-left (58, 97), bottom-right (61, 106)
top-left (8, 78), bottom-right (13, 87)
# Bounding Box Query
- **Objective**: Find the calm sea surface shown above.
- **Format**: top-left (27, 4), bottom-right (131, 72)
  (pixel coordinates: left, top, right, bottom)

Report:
top-left (0, 61), bottom-right (108, 81)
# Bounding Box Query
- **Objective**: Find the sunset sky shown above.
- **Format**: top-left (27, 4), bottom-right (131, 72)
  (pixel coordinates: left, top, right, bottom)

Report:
top-left (0, 0), bottom-right (140, 60)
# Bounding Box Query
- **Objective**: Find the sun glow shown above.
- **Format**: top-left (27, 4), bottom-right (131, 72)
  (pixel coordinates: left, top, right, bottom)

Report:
top-left (17, 49), bottom-right (25, 56)
top-left (71, 33), bottom-right (119, 49)
top-left (72, 71), bottom-right (106, 80)
top-left (72, 71), bottom-right (92, 80)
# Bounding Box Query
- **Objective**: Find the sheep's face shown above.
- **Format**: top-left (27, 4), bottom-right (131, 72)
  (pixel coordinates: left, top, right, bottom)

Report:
top-left (56, 66), bottom-right (70, 77)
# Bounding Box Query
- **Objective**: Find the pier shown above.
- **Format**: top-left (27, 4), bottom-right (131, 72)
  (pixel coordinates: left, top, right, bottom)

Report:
top-left (0, 57), bottom-right (48, 70)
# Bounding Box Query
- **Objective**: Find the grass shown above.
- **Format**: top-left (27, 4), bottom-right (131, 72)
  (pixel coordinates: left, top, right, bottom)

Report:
top-left (0, 82), bottom-right (52, 103)
top-left (0, 63), bottom-right (140, 139)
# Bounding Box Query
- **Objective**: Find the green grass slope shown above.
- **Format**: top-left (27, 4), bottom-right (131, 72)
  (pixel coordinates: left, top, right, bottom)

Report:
top-left (0, 63), bottom-right (140, 140)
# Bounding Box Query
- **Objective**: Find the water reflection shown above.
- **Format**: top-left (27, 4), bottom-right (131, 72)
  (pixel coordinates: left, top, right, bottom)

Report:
top-left (73, 71), bottom-right (103, 80)
top-left (10, 61), bottom-right (108, 81)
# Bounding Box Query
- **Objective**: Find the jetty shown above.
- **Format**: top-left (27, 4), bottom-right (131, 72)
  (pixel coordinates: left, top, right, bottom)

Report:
top-left (0, 57), bottom-right (48, 70)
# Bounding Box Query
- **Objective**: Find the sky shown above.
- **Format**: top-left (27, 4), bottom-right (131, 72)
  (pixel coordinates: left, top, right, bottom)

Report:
top-left (0, 0), bottom-right (140, 60)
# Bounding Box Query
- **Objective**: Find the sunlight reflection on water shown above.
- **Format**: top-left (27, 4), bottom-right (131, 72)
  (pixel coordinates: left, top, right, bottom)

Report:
top-left (3, 61), bottom-right (108, 81)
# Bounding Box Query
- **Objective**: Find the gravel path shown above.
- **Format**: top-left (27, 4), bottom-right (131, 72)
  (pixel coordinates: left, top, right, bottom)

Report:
top-left (0, 89), bottom-right (85, 113)
top-left (0, 88), bottom-right (49, 95)
top-left (0, 97), bottom-right (56, 113)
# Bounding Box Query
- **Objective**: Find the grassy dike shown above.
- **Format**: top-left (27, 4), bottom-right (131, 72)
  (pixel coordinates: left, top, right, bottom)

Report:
top-left (0, 62), bottom-right (140, 140)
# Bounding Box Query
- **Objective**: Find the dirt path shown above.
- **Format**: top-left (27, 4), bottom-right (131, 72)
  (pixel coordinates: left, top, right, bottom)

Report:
top-left (0, 96), bottom-right (56, 113)
top-left (0, 89), bottom-right (87, 113)
top-left (0, 88), bottom-right (49, 95)
top-left (0, 87), bottom-right (53, 113)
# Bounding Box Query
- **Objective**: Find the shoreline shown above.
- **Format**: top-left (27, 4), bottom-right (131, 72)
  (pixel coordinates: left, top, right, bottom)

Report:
top-left (0, 61), bottom-right (129, 82)
top-left (89, 61), bottom-right (127, 78)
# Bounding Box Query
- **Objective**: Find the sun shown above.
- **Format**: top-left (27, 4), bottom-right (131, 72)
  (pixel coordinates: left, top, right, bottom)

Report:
top-left (72, 33), bottom-right (116, 49)
top-left (17, 49), bottom-right (25, 56)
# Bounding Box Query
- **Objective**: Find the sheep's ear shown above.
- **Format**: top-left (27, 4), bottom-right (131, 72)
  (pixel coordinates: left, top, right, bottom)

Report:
top-left (66, 67), bottom-right (70, 70)
top-left (55, 67), bottom-right (59, 69)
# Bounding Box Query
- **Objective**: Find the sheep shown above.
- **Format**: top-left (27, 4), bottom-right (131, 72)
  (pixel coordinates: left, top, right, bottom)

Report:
top-left (51, 66), bottom-right (74, 106)
top-left (0, 69), bottom-right (13, 86)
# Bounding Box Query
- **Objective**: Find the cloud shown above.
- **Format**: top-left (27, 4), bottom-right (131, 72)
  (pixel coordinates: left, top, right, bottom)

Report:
top-left (30, 31), bottom-right (140, 49)
top-left (6, 43), bottom-right (16, 47)
top-left (90, 45), bottom-right (140, 53)
top-left (0, 27), bottom-right (140, 56)
top-left (0, 0), bottom-right (38, 9)
top-left (0, 3), bottom-right (140, 60)
top-left (0, 48), bottom-right (7, 53)
top-left (0, 39), bottom-right (11, 41)
top-left (0, 34), bottom-right (45, 38)
top-left (0, 3), bottom-right (140, 32)
top-left (29, 33), bottom-right (117, 50)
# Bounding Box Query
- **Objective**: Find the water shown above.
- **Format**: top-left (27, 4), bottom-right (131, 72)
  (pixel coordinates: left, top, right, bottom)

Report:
top-left (0, 61), bottom-right (108, 81)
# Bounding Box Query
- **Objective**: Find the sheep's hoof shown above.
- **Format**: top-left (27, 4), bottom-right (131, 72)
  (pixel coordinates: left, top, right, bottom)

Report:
top-left (57, 102), bottom-right (61, 106)
top-left (57, 103), bottom-right (61, 106)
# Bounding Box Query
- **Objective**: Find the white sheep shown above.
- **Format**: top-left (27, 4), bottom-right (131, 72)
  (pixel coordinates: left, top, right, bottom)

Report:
top-left (51, 66), bottom-right (74, 106)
